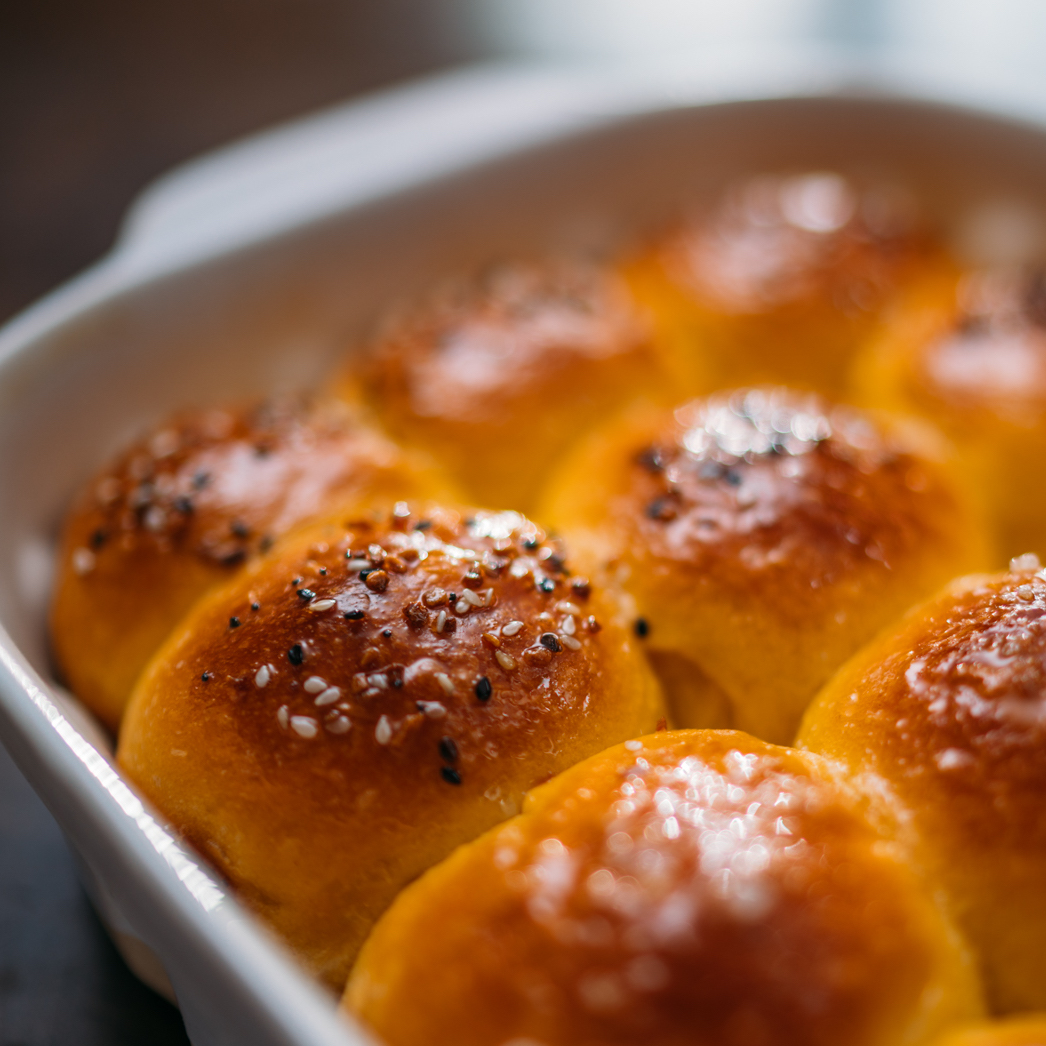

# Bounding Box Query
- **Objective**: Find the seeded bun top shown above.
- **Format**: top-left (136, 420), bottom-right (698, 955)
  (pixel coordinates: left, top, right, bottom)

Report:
top-left (117, 502), bottom-right (664, 988)
top-left (540, 387), bottom-right (990, 742)
top-left (338, 259), bottom-right (662, 511)
top-left (346, 729), bottom-right (980, 1046)
top-left (50, 397), bottom-right (451, 729)
top-left (800, 561), bottom-right (1046, 1012)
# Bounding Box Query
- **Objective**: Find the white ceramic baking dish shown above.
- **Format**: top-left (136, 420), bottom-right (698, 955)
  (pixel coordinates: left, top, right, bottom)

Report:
top-left (4, 61), bottom-right (1046, 1046)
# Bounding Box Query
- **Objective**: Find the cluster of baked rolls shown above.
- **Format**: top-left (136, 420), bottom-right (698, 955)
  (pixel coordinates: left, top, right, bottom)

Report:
top-left (49, 171), bottom-right (1046, 1043)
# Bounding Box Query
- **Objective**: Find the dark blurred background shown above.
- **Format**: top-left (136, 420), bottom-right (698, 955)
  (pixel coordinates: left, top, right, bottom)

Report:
top-left (3, 0), bottom-right (1046, 1042)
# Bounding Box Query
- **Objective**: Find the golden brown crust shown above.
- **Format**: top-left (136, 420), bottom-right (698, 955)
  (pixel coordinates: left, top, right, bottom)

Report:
top-left (339, 259), bottom-right (664, 511)
top-left (931, 1017), bottom-right (1046, 1046)
top-left (346, 729), bottom-right (981, 1046)
top-left (799, 564), bottom-right (1046, 1012)
top-left (117, 503), bottom-right (664, 988)
top-left (622, 172), bottom-right (941, 395)
top-left (852, 265), bottom-right (1046, 560)
top-left (50, 397), bottom-right (452, 729)
top-left (540, 387), bottom-right (990, 742)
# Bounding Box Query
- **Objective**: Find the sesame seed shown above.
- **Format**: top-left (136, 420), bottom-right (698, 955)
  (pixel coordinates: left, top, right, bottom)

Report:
top-left (346, 557), bottom-right (370, 570)
top-left (361, 687), bottom-right (381, 699)
top-left (255, 665), bottom-right (271, 688)
top-left (304, 676), bottom-right (328, 694)
top-left (560, 634), bottom-right (581, 651)
top-left (475, 676), bottom-right (492, 701)
top-left (375, 716), bottom-right (393, 745)
top-left (229, 616), bottom-right (241, 629)
top-left (290, 716), bottom-right (318, 739)
top-left (441, 767), bottom-right (462, 785)
top-left (625, 740), bottom-right (643, 751)
top-left (417, 700), bottom-right (447, 718)
top-left (144, 506), bottom-right (166, 532)
top-left (325, 716), bottom-right (352, 734)
top-left (297, 589), bottom-right (315, 601)
top-left (561, 615), bottom-right (576, 635)
top-left (556, 601), bottom-right (582, 616)
top-left (481, 632), bottom-right (501, 649)
top-left (523, 645), bottom-right (553, 667)
top-left (509, 561), bottom-right (531, 579)
top-left (462, 589), bottom-right (485, 607)
top-left (436, 673), bottom-right (455, 695)
top-left (439, 737), bottom-right (459, 762)
top-left (365, 570), bottom-right (389, 592)
top-left (502, 620), bottom-right (524, 637)
top-left (277, 705), bottom-right (289, 729)
top-left (634, 618), bottom-right (650, 638)
top-left (455, 600), bottom-right (470, 615)
top-left (72, 548), bottom-right (96, 574)
top-left (288, 644), bottom-right (304, 665)
top-left (310, 599), bottom-right (337, 612)
top-left (393, 501), bottom-right (410, 518)
top-left (344, 609), bottom-right (365, 620)
top-left (368, 673), bottom-right (389, 689)
top-left (315, 686), bottom-right (342, 707)
top-left (435, 609), bottom-right (448, 633)
top-left (368, 544), bottom-right (386, 563)
top-left (540, 633), bottom-right (561, 653)
top-left (495, 650), bottom-right (517, 671)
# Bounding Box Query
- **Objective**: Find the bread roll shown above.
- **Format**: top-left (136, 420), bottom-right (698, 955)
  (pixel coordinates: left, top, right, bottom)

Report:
top-left (337, 259), bottom-right (662, 512)
top-left (799, 558), bottom-right (1046, 1011)
top-left (346, 729), bottom-right (981, 1046)
top-left (539, 386), bottom-right (990, 742)
top-left (931, 1017), bottom-right (1046, 1046)
top-left (51, 398), bottom-right (451, 730)
top-left (852, 264), bottom-right (1046, 561)
top-left (622, 172), bottom-right (939, 396)
top-left (118, 504), bottom-right (664, 988)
